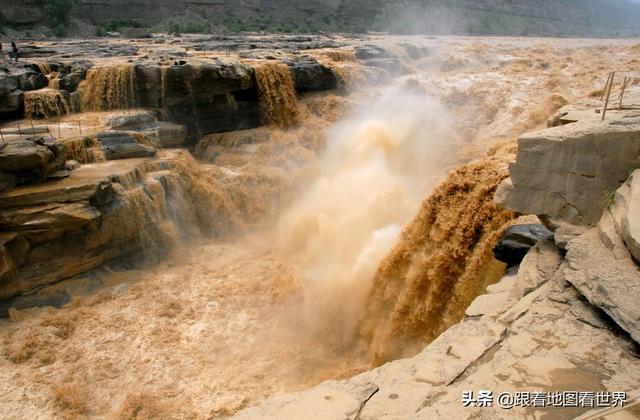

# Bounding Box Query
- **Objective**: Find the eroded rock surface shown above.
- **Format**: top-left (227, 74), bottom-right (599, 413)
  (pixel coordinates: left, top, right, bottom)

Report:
top-left (0, 150), bottom-right (213, 313)
top-left (497, 119), bottom-right (640, 225)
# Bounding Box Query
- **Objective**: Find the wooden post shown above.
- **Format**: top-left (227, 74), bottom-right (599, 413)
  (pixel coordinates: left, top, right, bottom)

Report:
top-left (29, 119), bottom-right (35, 134)
top-left (0, 129), bottom-right (4, 143)
top-left (17, 122), bottom-right (22, 138)
top-left (58, 122), bottom-right (61, 137)
top-left (602, 71), bottom-right (615, 121)
top-left (78, 120), bottom-right (82, 134)
top-left (618, 77), bottom-right (631, 111)
top-left (601, 72), bottom-right (613, 101)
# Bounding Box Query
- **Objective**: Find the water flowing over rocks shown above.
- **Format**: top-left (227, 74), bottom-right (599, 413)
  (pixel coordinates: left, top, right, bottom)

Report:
top-left (2, 35), bottom-right (640, 418)
top-left (233, 80), bottom-right (640, 420)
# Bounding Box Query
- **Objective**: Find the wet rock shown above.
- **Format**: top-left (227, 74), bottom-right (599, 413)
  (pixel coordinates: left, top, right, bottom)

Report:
top-left (0, 90), bottom-right (23, 118)
top-left (0, 136), bottom-right (66, 184)
top-left (468, 239), bottom-right (561, 318)
top-left (105, 111), bottom-right (157, 130)
top-left (0, 202), bottom-right (99, 231)
top-left (0, 158), bottom-right (159, 301)
top-left (0, 66), bottom-right (49, 117)
top-left (0, 171), bottom-right (16, 192)
top-left (136, 63), bottom-right (261, 143)
top-left (194, 128), bottom-right (271, 162)
top-left (0, 140), bottom-right (55, 173)
top-left (286, 57), bottom-right (337, 91)
top-left (65, 160), bottom-right (81, 171)
top-left (399, 43), bottom-right (429, 59)
top-left (355, 44), bottom-right (392, 60)
top-left (94, 131), bottom-right (157, 160)
top-left (104, 112), bottom-right (187, 148)
top-left (57, 61), bottom-right (92, 93)
top-left (0, 158), bottom-right (151, 209)
top-left (0, 290), bottom-right (71, 316)
top-left (493, 223), bottom-right (553, 266)
top-left (361, 57), bottom-right (410, 75)
top-left (153, 122), bottom-right (187, 147)
top-left (16, 45), bottom-right (58, 58)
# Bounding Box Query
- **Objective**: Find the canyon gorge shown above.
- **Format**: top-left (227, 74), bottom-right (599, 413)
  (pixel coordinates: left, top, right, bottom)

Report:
top-left (0, 33), bottom-right (639, 419)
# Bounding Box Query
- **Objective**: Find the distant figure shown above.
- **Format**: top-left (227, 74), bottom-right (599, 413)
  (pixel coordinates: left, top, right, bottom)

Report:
top-left (0, 42), bottom-right (4, 62)
top-left (10, 41), bottom-right (18, 62)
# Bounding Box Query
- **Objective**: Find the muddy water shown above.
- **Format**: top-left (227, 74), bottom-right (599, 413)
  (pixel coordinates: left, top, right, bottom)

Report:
top-left (254, 62), bottom-right (302, 127)
top-left (1, 37), bottom-right (639, 418)
top-left (79, 65), bottom-right (138, 112)
top-left (24, 89), bottom-right (69, 119)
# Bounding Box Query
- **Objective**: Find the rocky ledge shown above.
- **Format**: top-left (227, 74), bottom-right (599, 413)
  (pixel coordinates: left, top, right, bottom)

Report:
top-left (0, 110), bottom-right (210, 314)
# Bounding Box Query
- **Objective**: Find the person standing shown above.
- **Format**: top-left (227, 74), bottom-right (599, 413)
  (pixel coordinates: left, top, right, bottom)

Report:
top-left (10, 41), bottom-right (19, 62)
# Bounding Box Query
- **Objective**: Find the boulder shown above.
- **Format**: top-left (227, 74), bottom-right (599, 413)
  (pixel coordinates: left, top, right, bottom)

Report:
top-left (496, 120), bottom-right (640, 226)
top-left (0, 140), bottom-right (54, 173)
top-left (57, 61), bottom-right (92, 93)
top-left (286, 57), bottom-right (337, 91)
top-left (355, 45), bottom-right (392, 60)
top-left (492, 223), bottom-right (553, 266)
top-left (0, 66), bottom-right (49, 118)
top-left (0, 137), bottom-right (66, 183)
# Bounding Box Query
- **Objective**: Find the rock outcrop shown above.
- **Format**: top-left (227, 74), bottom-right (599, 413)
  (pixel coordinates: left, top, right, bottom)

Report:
top-left (614, 170), bottom-right (640, 263)
top-left (492, 223), bottom-right (553, 267)
top-left (2, 58), bottom-right (337, 144)
top-left (496, 120), bottom-right (640, 226)
top-left (0, 107), bottom-right (200, 313)
top-left (0, 136), bottom-right (67, 190)
top-left (0, 150), bottom-right (214, 314)
top-left (0, 65), bottom-right (48, 119)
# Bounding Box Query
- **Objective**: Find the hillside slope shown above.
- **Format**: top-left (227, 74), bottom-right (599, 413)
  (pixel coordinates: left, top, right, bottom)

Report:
top-left (1, 0), bottom-right (639, 38)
